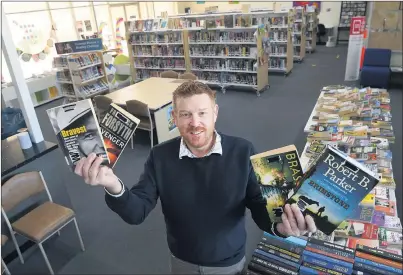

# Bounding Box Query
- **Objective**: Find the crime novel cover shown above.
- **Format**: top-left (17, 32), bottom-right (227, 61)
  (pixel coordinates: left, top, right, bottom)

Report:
top-left (250, 145), bottom-right (303, 222)
top-left (100, 103), bottom-right (140, 168)
top-left (46, 99), bottom-right (109, 171)
top-left (287, 145), bottom-right (379, 235)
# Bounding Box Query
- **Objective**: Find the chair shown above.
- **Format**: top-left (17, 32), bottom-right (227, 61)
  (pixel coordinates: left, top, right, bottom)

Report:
top-left (126, 100), bottom-right (155, 148)
top-left (93, 95), bottom-right (112, 120)
top-left (360, 48), bottom-right (392, 89)
top-left (179, 73), bottom-right (197, 80)
top-left (1, 235), bottom-right (11, 275)
top-left (160, 71), bottom-right (179, 79)
top-left (317, 24), bottom-right (326, 45)
top-left (1, 171), bottom-right (85, 275)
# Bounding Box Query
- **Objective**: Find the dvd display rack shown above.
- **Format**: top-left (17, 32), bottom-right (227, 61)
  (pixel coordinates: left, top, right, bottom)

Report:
top-left (305, 11), bottom-right (317, 53)
top-left (292, 7), bottom-right (306, 62)
top-left (53, 51), bottom-right (110, 103)
top-left (339, 1), bottom-right (367, 27)
top-left (267, 10), bottom-right (294, 76)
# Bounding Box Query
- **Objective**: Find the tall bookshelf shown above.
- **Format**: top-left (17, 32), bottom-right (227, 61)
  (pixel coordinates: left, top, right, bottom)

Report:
top-left (126, 12), bottom-right (270, 96)
top-left (305, 11), bottom-right (317, 53)
top-left (268, 11), bottom-right (294, 76)
top-left (53, 51), bottom-right (110, 103)
top-left (292, 7), bottom-right (306, 62)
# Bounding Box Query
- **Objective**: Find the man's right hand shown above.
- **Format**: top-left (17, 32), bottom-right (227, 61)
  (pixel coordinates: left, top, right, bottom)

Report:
top-left (74, 153), bottom-right (122, 195)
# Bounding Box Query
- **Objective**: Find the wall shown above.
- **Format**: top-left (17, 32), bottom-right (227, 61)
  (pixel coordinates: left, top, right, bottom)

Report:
top-left (317, 2), bottom-right (342, 27)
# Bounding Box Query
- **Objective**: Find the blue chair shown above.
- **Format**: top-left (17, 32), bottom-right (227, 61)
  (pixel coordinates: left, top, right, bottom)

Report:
top-left (360, 48), bottom-right (391, 88)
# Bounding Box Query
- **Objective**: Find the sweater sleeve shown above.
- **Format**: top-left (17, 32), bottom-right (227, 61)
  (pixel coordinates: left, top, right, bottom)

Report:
top-left (245, 145), bottom-right (287, 238)
top-left (104, 151), bottom-right (159, 225)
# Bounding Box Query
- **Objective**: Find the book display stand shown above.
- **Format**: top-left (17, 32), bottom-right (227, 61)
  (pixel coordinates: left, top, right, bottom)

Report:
top-left (292, 7), bottom-right (306, 63)
top-left (53, 51), bottom-right (110, 103)
top-left (125, 12), bottom-right (270, 96)
top-left (305, 11), bottom-right (317, 53)
top-left (268, 11), bottom-right (294, 76)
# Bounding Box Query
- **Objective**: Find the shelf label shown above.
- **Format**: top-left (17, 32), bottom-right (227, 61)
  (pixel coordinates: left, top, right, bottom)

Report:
top-left (344, 16), bottom-right (366, 81)
top-left (55, 38), bottom-right (103, 55)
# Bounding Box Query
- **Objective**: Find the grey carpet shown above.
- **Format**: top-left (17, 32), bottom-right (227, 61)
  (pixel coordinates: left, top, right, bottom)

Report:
top-left (5, 45), bottom-right (402, 274)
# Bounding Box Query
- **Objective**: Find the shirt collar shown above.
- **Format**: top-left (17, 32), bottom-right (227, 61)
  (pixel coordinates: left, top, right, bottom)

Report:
top-left (179, 130), bottom-right (222, 159)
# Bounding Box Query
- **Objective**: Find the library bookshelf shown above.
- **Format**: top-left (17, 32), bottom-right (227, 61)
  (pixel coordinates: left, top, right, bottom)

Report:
top-left (125, 12), bottom-right (270, 96)
top-left (292, 7), bottom-right (306, 62)
top-left (53, 51), bottom-right (110, 103)
top-left (306, 11), bottom-right (318, 53)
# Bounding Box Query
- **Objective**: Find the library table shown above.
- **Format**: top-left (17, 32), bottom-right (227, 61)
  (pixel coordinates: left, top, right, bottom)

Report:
top-left (106, 77), bottom-right (188, 144)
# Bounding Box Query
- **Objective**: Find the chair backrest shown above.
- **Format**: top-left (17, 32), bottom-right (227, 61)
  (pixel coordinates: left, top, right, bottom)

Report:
top-left (179, 73), bottom-right (197, 80)
top-left (160, 71), bottom-right (179, 79)
top-left (363, 48), bottom-right (392, 67)
top-left (94, 95), bottom-right (113, 111)
top-left (1, 171), bottom-right (50, 213)
top-left (317, 24), bottom-right (326, 34)
top-left (126, 100), bottom-right (150, 118)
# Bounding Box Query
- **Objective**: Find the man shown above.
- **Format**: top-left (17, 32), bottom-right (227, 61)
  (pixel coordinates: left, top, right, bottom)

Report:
top-left (75, 81), bottom-right (317, 274)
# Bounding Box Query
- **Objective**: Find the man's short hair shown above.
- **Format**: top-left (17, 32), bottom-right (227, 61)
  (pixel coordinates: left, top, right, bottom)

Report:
top-left (172, 80), bottom-right (216, 109)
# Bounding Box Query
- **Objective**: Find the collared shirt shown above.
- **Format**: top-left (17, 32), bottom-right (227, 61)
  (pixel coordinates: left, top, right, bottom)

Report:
top-left (179, 131), bottom-right (223, 159)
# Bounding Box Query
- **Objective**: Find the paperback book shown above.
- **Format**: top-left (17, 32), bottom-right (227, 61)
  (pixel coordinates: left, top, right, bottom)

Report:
top-left (47, 99), bottom-right (109, 171)
top-left (287, 144), bottom-right (379, 235)
top-left (250, 145), bottom-right (303, 222)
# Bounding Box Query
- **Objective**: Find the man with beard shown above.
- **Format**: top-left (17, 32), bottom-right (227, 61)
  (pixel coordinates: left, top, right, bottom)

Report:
top-left (74, 81), bottom-right (317, 274)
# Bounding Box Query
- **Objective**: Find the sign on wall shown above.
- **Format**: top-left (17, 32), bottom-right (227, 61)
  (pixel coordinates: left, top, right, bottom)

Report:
top-left (292, 1), bottom-right (321, 11)
top-left (55, 38), bottom-right (103, 54)
top-left (344, 16), bottom-right (366, 81)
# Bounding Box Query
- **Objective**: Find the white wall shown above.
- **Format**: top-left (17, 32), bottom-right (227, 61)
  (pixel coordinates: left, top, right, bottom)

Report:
top-left (318, 2), bottom-right (342, 27)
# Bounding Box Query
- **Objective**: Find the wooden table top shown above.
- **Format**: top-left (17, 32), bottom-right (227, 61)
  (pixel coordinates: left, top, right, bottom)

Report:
top-left (106, 77), bottom-right (188, 110)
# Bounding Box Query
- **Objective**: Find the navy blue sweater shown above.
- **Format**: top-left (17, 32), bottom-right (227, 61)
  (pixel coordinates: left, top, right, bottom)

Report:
top-left (105, 133), bottom-right (284, 267)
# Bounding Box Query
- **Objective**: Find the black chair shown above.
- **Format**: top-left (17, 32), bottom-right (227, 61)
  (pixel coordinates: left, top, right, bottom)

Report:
top-left (317, 24), bottom-right (326, 45)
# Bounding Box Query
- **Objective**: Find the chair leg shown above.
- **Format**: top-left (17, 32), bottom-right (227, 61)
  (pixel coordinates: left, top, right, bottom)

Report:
top-left (1, 257), bottom-right (11, 275)
top-left (57, 231), bottom-right (61, 236)
top-left (73, 218), bottom-right (85, 252)
top-left (9, 232), bottom-right (24, 264)
top-left (38, 243), bottom-right (54, 275)
top-left (150, 130), bottom-right (154, 148)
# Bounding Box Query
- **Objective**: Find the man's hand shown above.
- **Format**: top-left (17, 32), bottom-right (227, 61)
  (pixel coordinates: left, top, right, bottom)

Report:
top-left (74, 153), bottom-right (122, 194)
top-left (276, 204), bottom-right (317, 237)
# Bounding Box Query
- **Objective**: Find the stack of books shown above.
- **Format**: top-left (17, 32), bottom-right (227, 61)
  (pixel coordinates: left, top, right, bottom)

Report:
top-left (353, 244), bottom-right (403, 274)
top-left (246, 232), bottom-right (305, 275)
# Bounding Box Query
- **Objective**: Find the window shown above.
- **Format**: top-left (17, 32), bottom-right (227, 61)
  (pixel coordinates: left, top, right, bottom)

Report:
top-left (74, 6), bottom-right (98, 39)
top-left (2, 2), bottom-right (48, 13)
top-left (94, 5), bottom-right (115, 49)
top-left (48, 2), bottom-right (71, 9)
top-left (51, 9), bottom-right (78, 42)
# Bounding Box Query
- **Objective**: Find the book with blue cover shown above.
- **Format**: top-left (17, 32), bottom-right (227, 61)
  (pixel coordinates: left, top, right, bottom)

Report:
top-left (287, 144), bottom-right (379, 235)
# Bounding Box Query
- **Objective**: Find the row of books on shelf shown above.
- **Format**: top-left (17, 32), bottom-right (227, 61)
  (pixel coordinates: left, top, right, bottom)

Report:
top-left (247, 232), bottom-right (402, 275)
top-left (188, 30), bottom-right (256, 43)
top-left (134, 59), bottom-right (185, 69)
top-left (270, 45), bottom-right (287, 55)
top-left (129, 32), bottom-right (182, 44)
top-left (60, 80), bottom-right (108, 98)
top-left (269, 58), bottom-right (286, 69)
top-left (270, 16), bottom-right (289, 27)
top-left (191, 59), bottom-right (257, 72)
top-left (133, 45), bottom-right (184, 57)
top-left (53, 53), bottom-right (101, 69)
top-left (193, 71), bottom-right (258, 86)
top-left (270, 31), bottom-right (288, 42)
top-left (190, 45), bottom-right (258, 58)
top-left (71, 66), bottom-right (103, 82)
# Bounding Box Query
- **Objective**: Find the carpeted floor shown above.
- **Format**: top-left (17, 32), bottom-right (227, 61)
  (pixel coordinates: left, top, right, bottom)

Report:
top-left (5, 44), bottom-right (402, 274)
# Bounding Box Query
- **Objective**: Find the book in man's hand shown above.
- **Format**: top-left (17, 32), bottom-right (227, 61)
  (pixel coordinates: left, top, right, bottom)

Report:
top-left (99, 103), bottom-right (140, 168)
top-left (47, 99), bottom-right (109, 171)
top-left (250, 145), bottom-right (303, 223)
top-left (287, 144), bottom-right (379, 235)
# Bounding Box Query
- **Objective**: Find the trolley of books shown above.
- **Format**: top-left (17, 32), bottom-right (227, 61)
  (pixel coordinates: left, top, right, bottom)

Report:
top-left (305, 11), bottom-right (317, 54)
top-left (185, 12), bottom-right (270, 96)
top-left (267, 10), bottom-right (294, 76)
top-left (126, 19), bottom-right (188, 82)
top-left (292, 7), bottom-right (306, 63)
top-left (53, 51), bottom-right (110, 104)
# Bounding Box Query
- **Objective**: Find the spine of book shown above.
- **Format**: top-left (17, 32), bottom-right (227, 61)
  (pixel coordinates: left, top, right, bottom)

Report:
top-left (354, 262), bottom-right (397, 275)
top-left (302, 255), bottom-right (352, 275)
top-left (259, 241), bottom-right (302, 259)
top-left (257, 243), bottom-right (301, 263)
top-left (308, 238), bottom-right (355, 257)
top-left (355, 257), bottom-right (402, 274)
top-left (352, 270), bottom-right (376, 275)
top-left (262, 233), bottom-right (304, 255)
top-left (303, 250), bottom-right (353, 268)
top-left (248, 261), bottom-right (282, 275)
top-left (356, 244), bottom-right (403, 263)
top-left (303, 262), bottom-right (345, 275)
top-left (306, 242), bottom-right (355, 260)
top-left (245, 269), bottom-right (261, 275)
top-left (305, 246), bottom-right (354, 264)
top-left (355, 251), bottom-right (403, 270)
top-left (251, 256), bottom-right (298, 275)
top-left (254, 249), bottom-right (300, 271)
top-left (300, 265), bottom-right (327, 275)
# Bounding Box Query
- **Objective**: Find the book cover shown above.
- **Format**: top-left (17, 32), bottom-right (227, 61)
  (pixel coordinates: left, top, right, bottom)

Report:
top-left (347, 237), bottom-right (379, 249)
top-left (375, 198), bottom-right (396, 216)
top-left (379, 228), bottom-right (402, 247)
top-left (47, 99), bottom-right (109, 171)
top-left (356, 244), bottom-right (403, 262)
top-left (383, 216), bottom-right (402, 232)
top-left (350, 222), bottom-right (379, 239)
top-left (250, 145), bottom-right (303, 222)
top-left (99, 103), bottom-right (140, 168)
top-left (287, 145), bottom-right (379, 235)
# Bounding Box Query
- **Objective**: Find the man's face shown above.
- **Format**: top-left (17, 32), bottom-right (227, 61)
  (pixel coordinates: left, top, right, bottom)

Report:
top-left (76, 115), bottom-right (106, 157)
top-left (173, 93), bottom-right (218, 151)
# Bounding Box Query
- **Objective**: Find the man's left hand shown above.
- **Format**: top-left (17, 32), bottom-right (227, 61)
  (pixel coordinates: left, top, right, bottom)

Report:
top-left (276, 203), bottom-right (317, 237)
